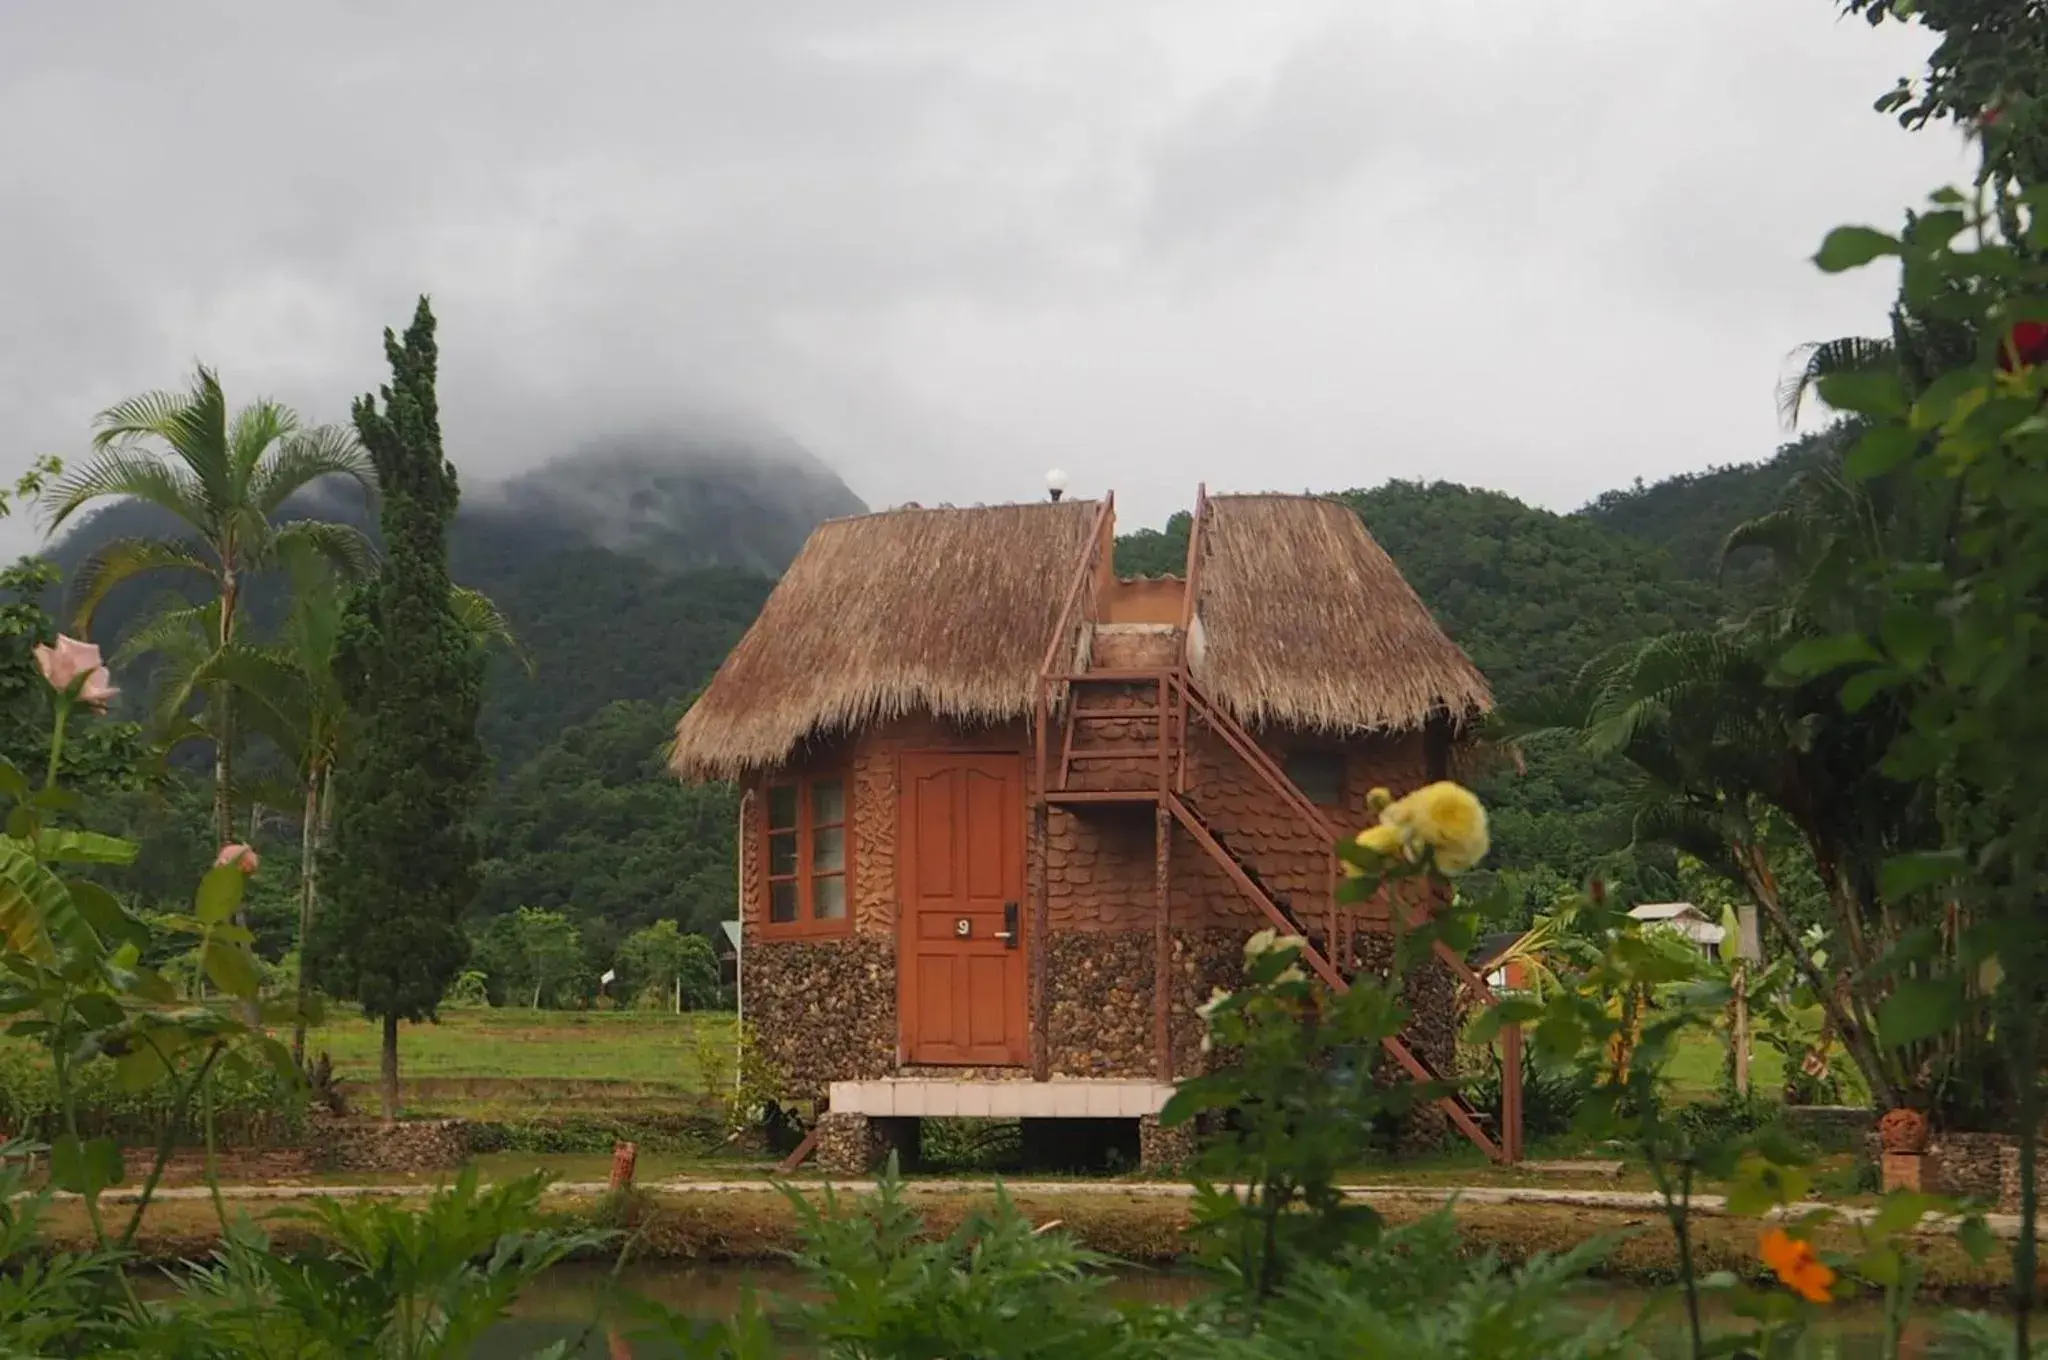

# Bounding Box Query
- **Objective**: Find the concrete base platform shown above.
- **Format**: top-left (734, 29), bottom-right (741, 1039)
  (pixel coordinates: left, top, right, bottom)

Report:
top-left (827, 1078), bottom-right (1175, 1120)
top-left (815, 1080), bottom-right (1191, 1177)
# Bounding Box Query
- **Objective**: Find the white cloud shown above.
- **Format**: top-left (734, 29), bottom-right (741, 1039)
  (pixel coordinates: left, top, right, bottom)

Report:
top-left (0, 0), bottom-right (1962, 549)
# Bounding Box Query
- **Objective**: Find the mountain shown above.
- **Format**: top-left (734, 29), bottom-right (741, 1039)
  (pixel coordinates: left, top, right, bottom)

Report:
top-left (477, 429), bottom-right (864, 577)
top-left (37, 431), bottom-right (860, 771)
top-left (21, 414), bottom-right (1834, 969)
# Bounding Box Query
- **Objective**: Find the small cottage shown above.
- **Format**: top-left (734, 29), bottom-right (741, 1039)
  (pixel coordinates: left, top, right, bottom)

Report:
top-left (1629, 903), bottom-right (1727, 960)
top-left (669, 488), bottom-right (1520, 1173)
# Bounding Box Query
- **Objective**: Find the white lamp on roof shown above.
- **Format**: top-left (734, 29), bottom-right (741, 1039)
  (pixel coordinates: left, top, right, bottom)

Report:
top-left (1046, 468), bottom-right (1069, 502)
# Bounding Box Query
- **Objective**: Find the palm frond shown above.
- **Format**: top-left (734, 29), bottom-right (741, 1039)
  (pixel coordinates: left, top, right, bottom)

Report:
top-left (271, 519), bottom-right (374, 582)
top-left (1775, 336), bottom-right (1896, 429)
top-left (226, 400), bottom-right (300, 490)
top-left (248, 423), bottom-right (372, 515)
top-left (92, 367), bottom-right (233, 511)
top-left (114, 599), bottom-right (221, 668)
top-left (452, 585), bottom-right (530, 673)
top-left (39, 447), bottom-right (208, 536)
top-left (69, 537), bottom-right (214, 634)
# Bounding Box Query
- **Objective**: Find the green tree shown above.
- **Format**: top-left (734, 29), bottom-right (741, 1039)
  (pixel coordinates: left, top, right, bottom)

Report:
top-left (618, 919), bottom-right (720, 1011)
top-left (39, 368), bottom-right (371, 844)
top-left (506, 906), bottom-right (583, 1009)
top-left (316, 299), bottom-right (486, 1123)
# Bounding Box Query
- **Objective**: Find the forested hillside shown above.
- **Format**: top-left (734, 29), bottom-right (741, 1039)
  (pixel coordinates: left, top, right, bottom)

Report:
top-left (25, 430), bottom-right (1823, 997)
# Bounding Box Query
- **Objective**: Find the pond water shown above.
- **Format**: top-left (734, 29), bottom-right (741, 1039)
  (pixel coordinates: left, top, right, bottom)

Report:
top-left (480, 1261), bottom-right (1993, 1358)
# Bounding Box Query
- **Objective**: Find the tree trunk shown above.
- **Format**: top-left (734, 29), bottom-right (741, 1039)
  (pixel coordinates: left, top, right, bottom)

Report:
top-left (380, 1012), bottom-right (399, 1125)
top-left (1733, 963), bottom-right (1750, 1096)
top-left (292, 770), bottom-right (321, 1072)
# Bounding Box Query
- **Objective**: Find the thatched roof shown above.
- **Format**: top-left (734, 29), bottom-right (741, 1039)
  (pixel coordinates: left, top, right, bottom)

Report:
top-left (669, 490), bottom-right (1491, 780)
top-left (669, 499), bottom-right (1099, 780)
top-left (1190, 494), bottom-right (1491, 733)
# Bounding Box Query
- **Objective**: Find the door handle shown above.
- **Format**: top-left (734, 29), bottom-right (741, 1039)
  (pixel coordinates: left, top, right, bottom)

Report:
top-left (996, 900), bottom-right (1019, 948)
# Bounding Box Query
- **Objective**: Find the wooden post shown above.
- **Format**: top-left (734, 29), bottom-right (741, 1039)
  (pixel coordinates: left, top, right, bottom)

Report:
top-left (1032, 797), bottom-right (1051, 1081)
top-left (609, 1140), bottom-right (638, 1192)
top-left (1154, 803), bottom-right (1173, 1080)
top-left (1501, 1023), bottom-right (1525, 1164)
top-left (1734, 904), bottom-right (1761, 1096)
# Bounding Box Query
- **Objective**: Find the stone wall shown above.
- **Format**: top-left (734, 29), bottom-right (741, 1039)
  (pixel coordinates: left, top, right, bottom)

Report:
top-left (307, 1116), bottom-right (469, 1174)
top-left (1047, 929), bottom-right (1154, 1076)
top-left (746, 935), bottom-right (896, 1103)
top-left (734, 701), bottom-right (1462, 1109)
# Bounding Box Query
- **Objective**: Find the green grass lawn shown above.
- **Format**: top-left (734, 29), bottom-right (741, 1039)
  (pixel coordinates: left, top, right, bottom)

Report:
top-left (298, 1005), bottom-right (736, 1115)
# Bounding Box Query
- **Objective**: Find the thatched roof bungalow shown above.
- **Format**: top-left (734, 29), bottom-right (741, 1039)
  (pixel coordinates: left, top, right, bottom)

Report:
top-left (669, 487), bottom-right (1508, 1175)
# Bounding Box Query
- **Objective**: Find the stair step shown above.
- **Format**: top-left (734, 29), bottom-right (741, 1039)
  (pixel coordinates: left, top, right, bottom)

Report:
top-left (1046, 789), bottom-right (1163, 805)
top-left (1064, 750), bottom-right (1165, 761)
top-left (1071, 707), bottom-right (1162, 719)
top-left (1057, 669), bottom-right (1171, 683)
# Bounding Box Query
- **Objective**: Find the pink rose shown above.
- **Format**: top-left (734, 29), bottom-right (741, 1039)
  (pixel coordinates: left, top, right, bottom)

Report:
top-left (33, 635), bottom-right (117, 713)
top-left (214, 843), bottom-right (260, 875)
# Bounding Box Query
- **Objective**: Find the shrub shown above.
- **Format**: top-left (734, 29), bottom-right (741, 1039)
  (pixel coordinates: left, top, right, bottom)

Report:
top-left (0, 1045), bottom-right (306, 1148)
top-left (1468, 1046), bottom-right (1589, 1144)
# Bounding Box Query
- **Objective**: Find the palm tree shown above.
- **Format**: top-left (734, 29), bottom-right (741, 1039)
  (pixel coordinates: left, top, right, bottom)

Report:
top-left (41, 366), bottom-right (373, 846)
top-left (125, 537), bottom-right (524, 1067)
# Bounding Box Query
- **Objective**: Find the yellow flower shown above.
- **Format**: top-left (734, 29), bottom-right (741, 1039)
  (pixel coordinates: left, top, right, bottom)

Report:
top-left (1243, 929), bottom-right (1306, 966)
top-left (1195, 986), bottom-right (1232, 1021)
top-left (1380, 781), bottom-right (1490, 874)
top-left (1759, 1229), bottom-right (1835, 1304)
top-left (1343, 822), bottom-right (1412, 878)
top-left (1365, 786), bottom-right (1394, 814)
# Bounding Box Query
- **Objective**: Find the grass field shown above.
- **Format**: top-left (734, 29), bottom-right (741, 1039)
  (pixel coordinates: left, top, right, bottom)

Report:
top-left (302, 1005), bottom-right (734, 1086)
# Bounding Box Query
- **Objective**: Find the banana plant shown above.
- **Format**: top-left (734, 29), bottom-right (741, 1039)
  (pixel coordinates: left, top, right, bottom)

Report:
top-left (0, 674), bottom-right (284, 1254)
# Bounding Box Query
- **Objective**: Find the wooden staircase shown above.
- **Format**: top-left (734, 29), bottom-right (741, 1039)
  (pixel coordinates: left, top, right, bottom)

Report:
top-left (1029, 489), bottom-right (1523, 1164)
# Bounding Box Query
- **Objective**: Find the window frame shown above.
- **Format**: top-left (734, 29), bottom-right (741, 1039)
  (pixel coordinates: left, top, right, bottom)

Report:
top-left (1282, 746), bottom-right (1347, 809)
top-left (760, 773), bottom-right (854, 939)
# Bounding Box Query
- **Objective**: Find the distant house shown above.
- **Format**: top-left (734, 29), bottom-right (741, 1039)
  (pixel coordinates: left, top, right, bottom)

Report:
top-left (1628, 902), bottom-right (1725, 960)
top-left (1470, 931), bottom-right (1532, 993)
top-left (667, 487), bottom-right (1524, 1172)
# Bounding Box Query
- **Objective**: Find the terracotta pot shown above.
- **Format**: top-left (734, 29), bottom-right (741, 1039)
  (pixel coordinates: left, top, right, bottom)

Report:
top-left (1879, 1107), bottom-right (1931, 1154)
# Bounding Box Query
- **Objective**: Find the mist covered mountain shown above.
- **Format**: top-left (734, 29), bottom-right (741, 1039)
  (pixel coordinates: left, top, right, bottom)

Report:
top-left (38, 426), bottom-right (863, 770)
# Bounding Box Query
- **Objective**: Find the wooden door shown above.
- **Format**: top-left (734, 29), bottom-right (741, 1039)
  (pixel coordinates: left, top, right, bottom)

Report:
top-left (899, 753), bottom-right (1028, 1065)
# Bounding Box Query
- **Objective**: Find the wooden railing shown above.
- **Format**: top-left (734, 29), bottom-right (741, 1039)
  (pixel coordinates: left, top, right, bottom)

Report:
top-left (1168, 503), bottom-right (1521, 1159)
top-left (1031, 493), bottom-right (1116, 1079)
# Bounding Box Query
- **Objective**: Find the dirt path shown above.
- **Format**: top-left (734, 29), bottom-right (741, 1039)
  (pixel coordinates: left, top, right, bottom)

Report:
top-left (39, 1177), bottom-right (2041, 1240)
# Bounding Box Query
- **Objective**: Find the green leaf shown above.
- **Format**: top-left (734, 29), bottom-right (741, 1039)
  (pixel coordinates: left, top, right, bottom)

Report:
top-left (66, 880), bottom-right (147, 953)
top-left (1904, 209), bottom-right (1968, 249)
top-left (1846, 424), bottom-right (1922, 478)
top-left (0, 840), bottom-right (84, 963)
top-left (50, 1134), bottom-right (123, 1197)
top-left (195, 865), bottom-right (245, 926)
top-left (201, 938), bottom-right (262, 1001)
top-left (5, 805), bottom-right (36, 841)
top-left (1880, 605), bottom-right (1943, 672)
top-left (1910, 370), bottom-right (1986, 430)
top-left (0, 758), bottom-right (25, 802)
top-left (1871, 1189), bottom-right (1939, 1237)
top-left (1817, 371), bottom-right (1908, 419)
top-left (70, 992), bottom-right (126, 1031)
top-left (33, 830), bottom-right (138, 867)
top-left (113, 1044), bottom-right (169, 1092)
top-left (1814, 225), bottom-right (1900, 272)
top-left (1877, 977), bottom-right (1964, 1048)
top-left (1841, 667), bottom-right (1903, 713)
top-left (1880, 849), bottom-right (1966, 902)
top-left (1467, 997), bottom-right (1545, 1045)
top-left (1956, 1214), bottom-right (1997, 1263)
top-left (1778, 634), bottom-right (1881, 678)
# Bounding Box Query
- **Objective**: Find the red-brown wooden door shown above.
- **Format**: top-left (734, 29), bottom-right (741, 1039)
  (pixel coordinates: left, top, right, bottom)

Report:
top-left (899, 753), bottom-right (1028, 1065)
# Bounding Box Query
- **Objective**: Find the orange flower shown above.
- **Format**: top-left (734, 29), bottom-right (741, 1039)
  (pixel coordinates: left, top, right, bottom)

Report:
top-left (1760, 1228), bottom-right (1835, 1303)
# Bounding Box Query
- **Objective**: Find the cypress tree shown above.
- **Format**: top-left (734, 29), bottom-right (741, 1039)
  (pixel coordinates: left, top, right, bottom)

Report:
top-left (314, 298), bottom-right (484, 1122)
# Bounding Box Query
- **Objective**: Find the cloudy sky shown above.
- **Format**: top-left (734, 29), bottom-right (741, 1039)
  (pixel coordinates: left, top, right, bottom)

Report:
top-left (1, 0), bottom-right (1969, 543)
